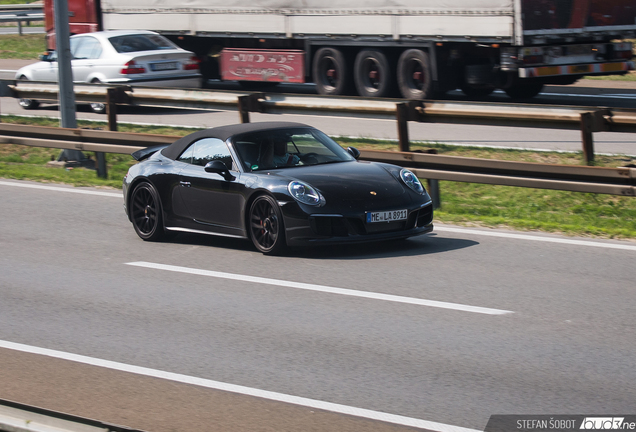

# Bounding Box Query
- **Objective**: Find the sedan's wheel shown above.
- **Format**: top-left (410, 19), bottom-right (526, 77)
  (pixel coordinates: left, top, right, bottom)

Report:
top-left (397, 49), bottom-right (433, 100)
top-left (312, 47), bottom-right (351, 96)
top-left (17, 76), bottom-right (40, 110)
top-left (354, 50), bottom-right (393, 98)
top-left (249, 195), bottom-right (287, 255)
top-left (89, 79), bottom-right (107, 114)
top-left (130, 182), bottom-right (166, 241)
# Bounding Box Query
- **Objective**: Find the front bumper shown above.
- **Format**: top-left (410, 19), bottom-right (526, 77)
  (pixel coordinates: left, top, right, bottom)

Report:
top-left (282, 200), bottom-right (434, 247)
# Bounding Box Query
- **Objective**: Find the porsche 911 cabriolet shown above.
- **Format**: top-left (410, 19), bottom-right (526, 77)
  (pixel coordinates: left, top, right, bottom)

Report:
top-left (123, 122), bottom-right (434, 254)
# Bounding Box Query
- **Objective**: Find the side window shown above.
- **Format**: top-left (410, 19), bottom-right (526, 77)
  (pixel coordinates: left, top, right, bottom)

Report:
top-left (192, 138), bottom-right (235, 170)
top-left (177, 145), bottom-right (195, 164)
top-left (71, 37), bottom-right (102, 59)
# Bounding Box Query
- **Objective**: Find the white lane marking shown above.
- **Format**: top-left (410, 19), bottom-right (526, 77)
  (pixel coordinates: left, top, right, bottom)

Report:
top-left (126, 261), bottom-right (513, 315)
top-left (0, 180), bottom-right (121, 198)
top-left (435, 226), bottom-right (636, 251)
top-left (0, 339), bottom-right (479, 432)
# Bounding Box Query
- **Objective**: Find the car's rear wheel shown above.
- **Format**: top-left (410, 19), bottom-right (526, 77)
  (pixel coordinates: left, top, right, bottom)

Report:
top-left (130, 182), bottom-right (166, 241)
top-left (249, 195), bottom-right (287, 255)
top-left (89, 79), bottom-right (107, 114)
top-left (17, 76), bottom-right (40, 110)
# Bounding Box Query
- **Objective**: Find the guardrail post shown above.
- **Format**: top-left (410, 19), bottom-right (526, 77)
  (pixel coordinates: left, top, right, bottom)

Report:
top-left (427, 179), bottom-right (441, 209)
top-left (106, 88), bottom-right (119, 132)
top-left (237, 93), bottom-right (265, 124)
top-left (238, 95), bottom-right (250, 123)
top-left (396, 102), bottom-right (410, 152)
top-left (580, 112), bottom-right (595, 165)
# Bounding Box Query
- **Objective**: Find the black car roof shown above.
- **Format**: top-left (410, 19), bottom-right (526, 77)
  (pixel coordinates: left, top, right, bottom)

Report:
top-left (161, 121), bottom-right (312, 160)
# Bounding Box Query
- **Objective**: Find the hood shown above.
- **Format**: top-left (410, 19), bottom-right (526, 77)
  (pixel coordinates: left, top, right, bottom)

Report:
top-left (273, 161), bottom-right (408, 203)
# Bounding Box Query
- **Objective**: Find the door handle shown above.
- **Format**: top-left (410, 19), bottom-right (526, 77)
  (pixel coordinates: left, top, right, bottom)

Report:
top-left (180, 181), bottom-right (191, 187)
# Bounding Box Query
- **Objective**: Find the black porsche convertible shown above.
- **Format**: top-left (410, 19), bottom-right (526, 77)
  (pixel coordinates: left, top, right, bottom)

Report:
top-left (123, 122), bottom-right (434, 254)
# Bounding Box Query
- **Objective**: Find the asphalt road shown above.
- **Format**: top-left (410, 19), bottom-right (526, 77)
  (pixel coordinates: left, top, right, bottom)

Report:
top-left (2, 59), bottom-right (636, 156)
top-left (1, 179), bottom-right (635, 431)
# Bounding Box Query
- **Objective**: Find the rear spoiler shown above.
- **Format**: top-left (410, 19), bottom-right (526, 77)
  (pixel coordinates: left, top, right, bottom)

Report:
top-left (131, 145), bottom-right (169, 161)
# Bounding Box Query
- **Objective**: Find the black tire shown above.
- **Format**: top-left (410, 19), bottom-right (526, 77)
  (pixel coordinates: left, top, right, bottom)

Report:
top-left (354, 49), bottom-right (393, 98)
top-left (130, 182), bottom-right (166, 241)
top-left (397, 49), bottom-right (433, 100)
top-left (249, 195), bottom-right (287, 255)
top-left (312, 47), bottom-right (351, 96)
top-left (89, 79), bottom-right (107, 114)
top-left (504, 82), bottom-right (544, 100)
top-left (17, 76), bottom-right (40, 110)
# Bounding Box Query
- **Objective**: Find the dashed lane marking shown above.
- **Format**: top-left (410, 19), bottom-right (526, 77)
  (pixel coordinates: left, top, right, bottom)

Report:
top-left (126, 261), bottom-right (514, 315)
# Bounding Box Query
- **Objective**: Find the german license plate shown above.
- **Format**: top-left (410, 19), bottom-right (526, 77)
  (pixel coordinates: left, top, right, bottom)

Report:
top-left (150, 62), bottom-right (178, 71)
top-left (366, 209), bottom-right (407, 223)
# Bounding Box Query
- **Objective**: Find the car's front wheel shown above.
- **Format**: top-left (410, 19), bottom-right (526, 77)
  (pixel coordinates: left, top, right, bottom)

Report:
top-left (130, 182), bottom-right (166, 241)
top-left (17, 76), bottom-right (40, 110)
top-left (249, 195), bottom-right (287, 255)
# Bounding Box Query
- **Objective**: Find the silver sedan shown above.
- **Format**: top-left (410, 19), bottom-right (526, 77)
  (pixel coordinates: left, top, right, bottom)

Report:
top-left (15, 29), bottom-right (202, 113)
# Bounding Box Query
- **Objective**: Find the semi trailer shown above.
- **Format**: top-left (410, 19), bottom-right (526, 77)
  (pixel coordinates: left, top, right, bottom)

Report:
top-left (45, 0), bottom-right (636, 99)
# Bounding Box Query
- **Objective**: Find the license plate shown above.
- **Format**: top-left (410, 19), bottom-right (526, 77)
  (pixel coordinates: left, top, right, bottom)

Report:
top-left (366, 209), bottom-right (407, 223)
top-left (150, 62), bottom-right (178, 71)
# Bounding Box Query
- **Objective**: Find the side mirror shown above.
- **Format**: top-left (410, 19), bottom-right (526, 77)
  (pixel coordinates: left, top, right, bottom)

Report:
top-left (347, 146), bottom-right (360, 160)
top-left (39, 51), bottom-right (55, 62)
top-left (204, 160), bottom-right (235, 181)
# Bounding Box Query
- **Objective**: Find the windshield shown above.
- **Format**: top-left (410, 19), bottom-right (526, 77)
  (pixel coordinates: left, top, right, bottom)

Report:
top-left (232, 128), bottom-right (355, 172)
top-left (109, 34), bottom-right (178, 53)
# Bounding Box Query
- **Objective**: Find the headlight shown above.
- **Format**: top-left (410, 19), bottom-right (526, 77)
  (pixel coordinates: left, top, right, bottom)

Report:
top-left (400, 169), bottom-right (424, 194)
top-left (288, 181), bottom-right (324, 206)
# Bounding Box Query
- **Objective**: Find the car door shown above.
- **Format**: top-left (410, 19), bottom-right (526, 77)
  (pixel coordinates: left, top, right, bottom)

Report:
top-left (30, 51), bottom-right (58, 82)
top-left (176, 138), bottom-right (245, 235)
top-left (70, 36), bottom-right (103, 83)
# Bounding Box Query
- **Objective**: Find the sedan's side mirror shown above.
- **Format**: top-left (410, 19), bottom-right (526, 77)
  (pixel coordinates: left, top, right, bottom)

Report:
top-left (347, 146), bottom-right (360, 160)
top-left (204, 160), bottom-right (235, 181)
top-left (39, 51), bottom-right (55, 62)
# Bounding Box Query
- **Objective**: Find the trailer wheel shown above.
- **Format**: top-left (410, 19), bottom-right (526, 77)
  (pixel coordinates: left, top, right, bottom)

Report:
top-left (397, 49), bottom-right (433, 100)
top-left (354, 50), bottom-right (393, 98)
top-left (313, 47), bottom-right (351, 96)
top-left (504, 82), bottom-right (544, 100)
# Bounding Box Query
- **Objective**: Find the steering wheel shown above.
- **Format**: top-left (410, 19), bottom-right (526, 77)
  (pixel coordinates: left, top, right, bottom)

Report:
top-left (301, 152), bottom-right (319, 164)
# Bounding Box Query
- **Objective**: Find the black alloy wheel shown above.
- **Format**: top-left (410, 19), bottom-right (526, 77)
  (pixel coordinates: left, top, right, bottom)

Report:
top-left (397, 49), bottom-right (433, 100)
top-left (130, 182), bottom-right (165, 241)
top-left (249, 195), bottom-right (287, 255)
top-left (17, 76), bottom-right (40, 110)
top-left (354, 50), bottom-right (393, 98)
top-left (312, 47), bottom-right (351, 96)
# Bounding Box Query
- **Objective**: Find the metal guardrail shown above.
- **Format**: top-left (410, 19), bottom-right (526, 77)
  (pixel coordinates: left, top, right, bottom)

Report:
top-left (6, 81), bottom-right (636, 165)
top-left (0, 123), bottom-right (633, 196)
top-left (0, 7), bottom-right (43, 35)
top-left (0, 398), bottom-right (146, 432)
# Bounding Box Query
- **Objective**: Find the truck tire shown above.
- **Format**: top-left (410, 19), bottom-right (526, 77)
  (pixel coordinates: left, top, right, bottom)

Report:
top-left (354, 49), bottom-right (393, 98)
top-left (313, 47), bottom-right (351, 96)
top-left (397, 49), bottom-right (433, 100)
top-left (504, 82), bottom-right (544, 99)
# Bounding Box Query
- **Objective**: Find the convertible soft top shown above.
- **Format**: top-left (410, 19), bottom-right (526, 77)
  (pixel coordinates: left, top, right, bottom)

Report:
top-left (161, 121), bottom-right (312, 160)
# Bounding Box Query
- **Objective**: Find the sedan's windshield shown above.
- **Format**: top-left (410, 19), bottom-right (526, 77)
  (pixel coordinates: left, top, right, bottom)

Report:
top-left (232, 128), bottom-right (355, 172)
top-left (109, 34), bottom-right (178, 53)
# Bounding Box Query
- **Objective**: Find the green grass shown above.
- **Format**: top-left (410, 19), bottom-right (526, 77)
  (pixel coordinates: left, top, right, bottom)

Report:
top-left (1, 116), bottom-right (635, 240)
top-left (0, 33), bottom-right (46, 59)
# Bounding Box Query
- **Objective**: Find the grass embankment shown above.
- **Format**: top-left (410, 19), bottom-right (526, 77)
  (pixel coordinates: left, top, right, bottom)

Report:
top-left (1, 116), bottom-right (635, 240)
top-left (0, 34), bottom-right (46, 60)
